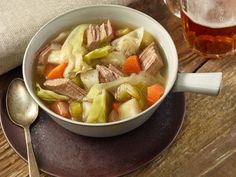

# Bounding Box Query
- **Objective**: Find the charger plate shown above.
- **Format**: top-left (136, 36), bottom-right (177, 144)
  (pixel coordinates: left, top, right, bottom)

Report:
top-left (0, 67), bottom-right (185, 177)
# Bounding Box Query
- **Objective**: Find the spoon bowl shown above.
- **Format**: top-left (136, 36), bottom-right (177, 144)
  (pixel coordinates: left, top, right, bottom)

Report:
top-left (6, 78), bottom-right (38, 127)
top-left (6, 78), bottom-right (40, 177)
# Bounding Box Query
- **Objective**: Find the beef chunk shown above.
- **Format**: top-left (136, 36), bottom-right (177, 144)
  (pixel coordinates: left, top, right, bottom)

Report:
top-left (139, 42), bottom-right (164, 76)
top-left (37, 43), bottom-right (61, 65)
top-left (87, 20), bottom-right (114, 50)
top-left (44, 78), bottom-right (86, 100)
top-left (96, 65), bottom-right (116, 83)
top-left (87, 24), bottom-right (99, 51)
top-left (108, 64), bottom-right (124, 78)
top-left (96, 64), bottom-right (123, 83)
top-left (106, 20), bottom-right (114, 41)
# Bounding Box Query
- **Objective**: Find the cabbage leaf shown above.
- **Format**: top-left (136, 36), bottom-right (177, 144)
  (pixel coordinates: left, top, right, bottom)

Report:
top-left (112, 27), bottom-right (144, 57)
top-left (101, 51), bottom-right (126, 67)
top-left (59, 24), bottom-right (92, 77)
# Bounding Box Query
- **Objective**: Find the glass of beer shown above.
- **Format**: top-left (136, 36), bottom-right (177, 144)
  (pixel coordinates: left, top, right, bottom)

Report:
top-left (164, 0), bottom-right (236, 58)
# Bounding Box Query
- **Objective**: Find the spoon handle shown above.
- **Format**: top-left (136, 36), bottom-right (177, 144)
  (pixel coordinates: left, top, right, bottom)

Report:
top-left (24, 126), bottom-right (40, 177)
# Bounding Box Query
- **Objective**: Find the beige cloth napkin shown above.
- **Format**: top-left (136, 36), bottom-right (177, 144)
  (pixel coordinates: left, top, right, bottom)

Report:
top-left (0, 0), bottom-right (135, 75)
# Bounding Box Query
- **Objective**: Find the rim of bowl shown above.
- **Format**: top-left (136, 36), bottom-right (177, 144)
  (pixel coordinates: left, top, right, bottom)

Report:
top-left (23, 4), bottom-right (178, 127)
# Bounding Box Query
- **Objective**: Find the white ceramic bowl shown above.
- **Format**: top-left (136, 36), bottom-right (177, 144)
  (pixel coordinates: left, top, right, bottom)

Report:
top-left (23, 5), bottom-right (222, 137)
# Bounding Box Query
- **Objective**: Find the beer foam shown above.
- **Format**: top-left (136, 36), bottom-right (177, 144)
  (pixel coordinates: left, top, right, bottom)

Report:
top-left (185, 0), bottom-right (236, 28)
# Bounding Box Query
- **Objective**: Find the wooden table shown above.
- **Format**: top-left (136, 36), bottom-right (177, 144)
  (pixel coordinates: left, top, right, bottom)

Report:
top-left (1, 0), bottom-right (236, 176)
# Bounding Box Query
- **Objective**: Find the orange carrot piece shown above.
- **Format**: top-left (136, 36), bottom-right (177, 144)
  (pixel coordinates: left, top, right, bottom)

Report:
top-left (51, 101), bottom-right (71, 118)
top-left (113, 102), bottom-right (121, 112)
top-left (147, 84), bottom-right (164, 106)
top-left (123, 55), bottom-right (142, 74)
top-left (46, 63), bottom-right (67, 80)
top-left (44, 64), bottom-right (56, 78)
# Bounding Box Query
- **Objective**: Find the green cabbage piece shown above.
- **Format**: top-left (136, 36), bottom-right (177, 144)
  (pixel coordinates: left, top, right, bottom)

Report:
top-left (36, 83), bottom-right (69, 101)
top-left (59, 24), bottom-right (92, 77)
top-left (112, 27), bottom-right (144, 57)
top-left (101, 51), bottom-right (126, 67)
top-left (86, 89), bottom-right (112, 123)
top-left (69, 101), bottom-right (83, 120)
top-left (80, 69), bottom-right (99, 90)
top-left (86, 84), bottom-right (103, 102)
top-left (82, 101), bottom-right (92, 122)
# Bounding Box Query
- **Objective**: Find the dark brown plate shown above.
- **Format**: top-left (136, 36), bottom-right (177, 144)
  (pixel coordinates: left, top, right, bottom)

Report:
top-left (0, 67), bottom-right (185, 177)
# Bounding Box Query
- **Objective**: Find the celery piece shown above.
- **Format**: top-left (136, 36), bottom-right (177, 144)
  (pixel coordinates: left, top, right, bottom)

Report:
top-left (115, 83), bottom-right (146, 109)
top-left (115, 27), bottom-right (132, 37)
top-left (84, 45), bottom-right (113, 63)
top-left (115, 83), bottom-right (140, 101)
top-left (71, 75), bottom-right (83, 87)
top-left (141, 31), bottom-right (155, 48)
top-left (69, 101), bottom-right (83, 120)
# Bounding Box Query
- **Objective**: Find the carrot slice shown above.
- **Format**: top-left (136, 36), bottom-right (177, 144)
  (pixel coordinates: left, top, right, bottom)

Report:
top-left (46, 63), bottom-right (67, 80)
top-left (44, 64), bottom-right (56, 78)
top-left (147, 84), bottom-right (164, 106)
top-left (123, 55), bottom-right (142, 74)
top-left (113, 102), bottom-right (121, 112)
top-left (51, 101), bottom-right (71, 118)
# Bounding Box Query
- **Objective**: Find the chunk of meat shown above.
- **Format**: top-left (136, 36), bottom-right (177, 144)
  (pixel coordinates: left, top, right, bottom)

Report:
top-left (87, 25), bottom-right (99, 51)
top-left (95, 25), bottom-right (100, 42)
top-left (96, 65), bottom-right (116, 83)
top-left (108, 64), bottom-right (124, 78)
top-left (37, 43), bottom-right (61, 65)
top-left (87, 20), bottom-right (114, 50)
top-left (106, 20), bottom-right (114, 41)
top-left (139, 42), bottom-right (164, 76)
top-left (96, 65), bottom-right (123, 83)
top-left (44, 78), bottom-right (86, 100)
top-left (99, 23), bottom-right (107, 41)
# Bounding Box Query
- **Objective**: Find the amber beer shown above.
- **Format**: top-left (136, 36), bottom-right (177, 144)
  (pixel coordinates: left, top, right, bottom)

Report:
top-left (181, 9), bottom-right (236, 58)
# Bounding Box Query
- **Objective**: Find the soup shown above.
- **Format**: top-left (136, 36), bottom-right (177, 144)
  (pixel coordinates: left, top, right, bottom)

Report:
top-left (34, 20), bottom-right (167, 123)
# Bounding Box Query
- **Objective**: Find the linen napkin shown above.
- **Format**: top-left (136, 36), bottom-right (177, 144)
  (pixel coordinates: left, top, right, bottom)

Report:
top-left (0, 0), bottom-right (136, 75)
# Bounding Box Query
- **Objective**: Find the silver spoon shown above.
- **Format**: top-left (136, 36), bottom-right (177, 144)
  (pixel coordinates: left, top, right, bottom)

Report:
top-left (6, 78), bottom-right (40, 177)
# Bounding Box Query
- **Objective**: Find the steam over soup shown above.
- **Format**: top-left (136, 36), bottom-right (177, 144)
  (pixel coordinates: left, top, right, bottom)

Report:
top-left (34, 20), bottom-right (167, 123)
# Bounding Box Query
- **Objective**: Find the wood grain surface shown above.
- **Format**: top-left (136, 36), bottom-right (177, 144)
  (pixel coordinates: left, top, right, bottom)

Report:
top-left (0, 0), bottom-right (236, 176)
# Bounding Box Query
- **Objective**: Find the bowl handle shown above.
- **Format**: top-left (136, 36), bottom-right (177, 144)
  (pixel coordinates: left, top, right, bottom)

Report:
top-left (172, 72), bottom-right (223, 95)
